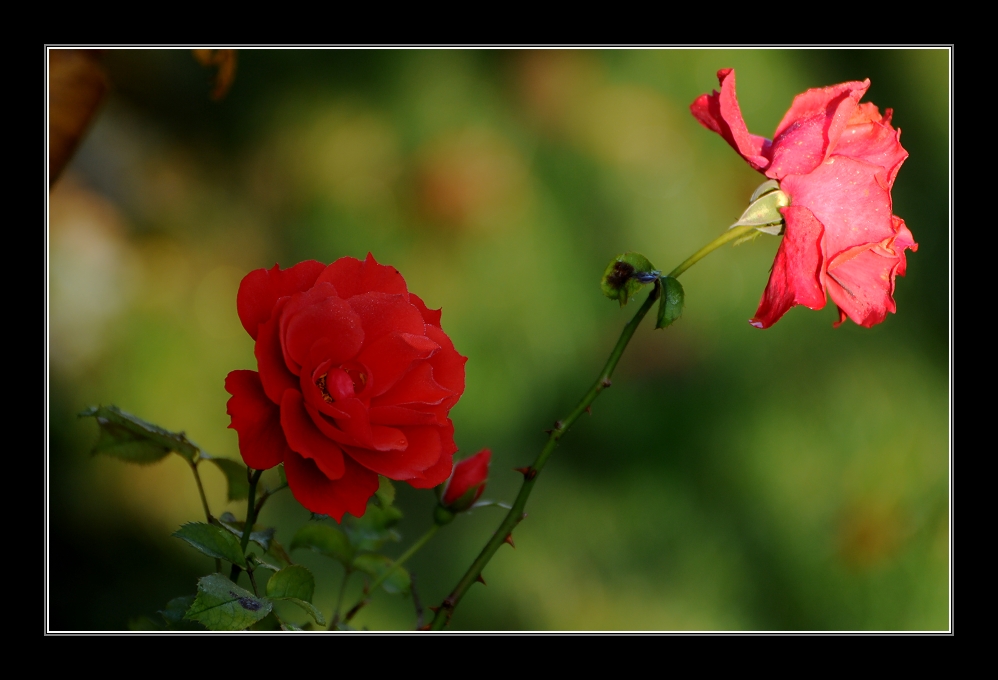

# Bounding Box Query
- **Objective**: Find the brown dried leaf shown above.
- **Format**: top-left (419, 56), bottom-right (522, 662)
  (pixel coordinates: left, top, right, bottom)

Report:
top-left (193, 49), bottom-right (237, 101)
top-left (48, 50), bottom-right (108, 187)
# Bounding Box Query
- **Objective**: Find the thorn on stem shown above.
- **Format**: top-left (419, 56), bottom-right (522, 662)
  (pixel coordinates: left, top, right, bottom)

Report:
top-left (476, 574), bottom-right (487, 585)
top-left (544, 428), bottom-right (553, 435)
top-left (585, 406), bottom-right (592, 416)
top-left (601, 378), bottom-right (612, 388)
top-left (504, 534), bottom-right (516, 549)
top-left (514, 466), bottom-right (537, 481)
top-left (429, 606), bottom-right (440, 613)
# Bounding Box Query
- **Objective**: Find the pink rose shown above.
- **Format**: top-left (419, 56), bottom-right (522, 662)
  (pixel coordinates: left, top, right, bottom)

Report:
top-left (691, 68), bottom-right (917, 328)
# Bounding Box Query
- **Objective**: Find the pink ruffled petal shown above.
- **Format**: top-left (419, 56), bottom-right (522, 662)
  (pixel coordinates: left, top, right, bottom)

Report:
top-left (766, 80), bottom-right (868, 180)
top-left (689, 68), bottom-right (771, 172)
top-left (751, 206), bottom-right (826, 329)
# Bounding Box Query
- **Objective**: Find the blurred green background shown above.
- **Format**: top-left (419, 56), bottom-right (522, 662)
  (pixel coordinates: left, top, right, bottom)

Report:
top-left (48, 48), bottom-right (950, 631)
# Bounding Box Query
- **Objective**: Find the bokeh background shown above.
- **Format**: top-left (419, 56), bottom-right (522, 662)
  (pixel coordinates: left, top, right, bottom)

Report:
top-left (48, 48), bottom-right (950, 631)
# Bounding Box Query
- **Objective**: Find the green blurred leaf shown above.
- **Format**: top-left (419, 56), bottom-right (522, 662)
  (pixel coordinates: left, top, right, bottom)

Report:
top-left (266, 565), bottom-right (315, 602)
top-left (343, 504), bottom-right (402, 552)
top-left (184, 574), bottom-right (272, 631)
top-left (290, 524), bottom-right (354, 565)
top-left (352, 554), bottom-right (411, 595)
top-left (278, 464), bottom-right (287, 486)
top-left (218, 512), bottom-right (276, 551)
top-left (656, 277), bottom-right (685, 329)
top-left (79, 405), bottom-right (200, 463)
top-left (732, 180), bottom-right (789, 235)
top-left (128, 615), bottom-right (165, 630)
top-left (280, 598), bottom-right (326, 626)
top-left (266, 565), bottom-right (325, 626)
top-left (249, 555), bottom-right (282, 572)
top-left (205, 457), bottom-right (249, 501)
top-left (375, 476), bottom-right (396, 507)
top-left (172, 522), bottom-right (247, 568)
top-left (601, 253), bottom-right (658, 307)
top-left (268, 538), bottom-right (293, 566)
top-left (280, 619), bottom-right (304, 631)
top-left (159, 595), bottom-right (196, 627)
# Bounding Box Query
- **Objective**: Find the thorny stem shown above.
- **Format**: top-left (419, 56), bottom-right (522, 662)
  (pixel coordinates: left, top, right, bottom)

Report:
top-left (343, 524), bottom-right (440, 625)
top-left (229, 469), bottom-right (264, 583)
top-left (254, 482), bottom-right (289, 517)
top-left (429, 226), bottom-right (752, 630)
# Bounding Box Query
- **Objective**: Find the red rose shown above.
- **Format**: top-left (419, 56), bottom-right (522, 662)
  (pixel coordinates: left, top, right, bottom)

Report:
top-left (691, 69), bottom-right (917, 328)
top-left (225, 254), bottom-right (467, 520)
top-left (441, 448), bottom-right (491, 512)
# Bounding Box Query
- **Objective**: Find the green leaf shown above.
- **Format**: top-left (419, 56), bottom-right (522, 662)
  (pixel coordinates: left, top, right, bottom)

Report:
top-left (184, 573), bottom-right (272, 631)
top-left (79, 405), bottom-right (200, 464)
top-left (601, 253), bottom-right (658, 307)
top-left (205, 456), bottom-right (249, 501)
top-left (172, 522), bottom-right (247, 568)
top-left (268, 538), bottom-right (293, 566)
top-left (159, 595), bottom-right (196, 627)
top-left (280, 598), bottom-right (326, 626)
top-left (289, 524), bottom-right (354, 565)
top-left (266, 565), bottom-right (315, 602)
top-left (249, 555), bottom-right (282, 572)
top-left (352, 554), bottom-right (411, 595)
top-left (218, 512), bottom-right (275, 551)
top-left (278, 464), bottom-right (287, 486)
top-left (375, 476), bottom-right (396, 507)
top-left (656, 276), bottom-right (685, 329)
top-left (128, 615), bottom-right (165, 630)
top-left (342, 504), bottom-right (403, 552)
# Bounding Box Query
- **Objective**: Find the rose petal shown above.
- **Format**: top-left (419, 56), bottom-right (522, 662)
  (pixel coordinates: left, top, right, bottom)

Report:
top-left (237, 260), bottom-right (326, 340)
top-left (373, 362), bottom-right (454, 408)
top-left (369, 405), bottom-right (445, 426)
top-left (825, 216), bottom-right (916, 328)
top-left (225, 370), bottom-right (289, 470)
top-left (833, 112), bottom-right (908, 189)
top-left (407, 420), bottom-right (457, 488)
top-left (424, 325), bottom-right (467, 408)
top-left (781, 155), bottom-right (895, 261)
top-left (348, 292), bottom-right (426, 343)
top-left (766, 80), bottom-right (868, 180)
top-left (283, 449), bottom-right (379, 521)
top-left (442, 449), bottom-right (491, 506)
top-left (315, 252), bottom-right (409, 300)
top-left (751, 206), bottom-right (826, 329)
top-left (409, 293), bottom-right (442, 328)
top-left (255, 298), bottom-right (300, 404)
top-left (690, 68), bottom-right (771, 172)
top-left (343, 425), bottom-right (443, 479)
top-left (282, 289), bottom-right (364, 369)
top-left (356, 332), bottom-right (440, 397)
top-left (280, 390), bottom-right (346, 480)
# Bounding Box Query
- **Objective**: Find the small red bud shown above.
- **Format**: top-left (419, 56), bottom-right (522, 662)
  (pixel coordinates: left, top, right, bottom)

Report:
top-left (441, 449), bottom-right (491, 512)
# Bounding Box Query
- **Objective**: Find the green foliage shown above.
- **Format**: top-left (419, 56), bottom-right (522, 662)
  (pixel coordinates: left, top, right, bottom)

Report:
top-left (266, 565), bottom-right (326, 626)
top-left (353, 554), bottom-right (411, 595)
top-left (342, 504), bottom-right (403, 552)
top-left (266, 565), bottom-right (315, 601)
top-left (656, 277), bottom-right (686, 329)
top-left (79, 405), bottom-right (200, 463)
top-left (290, 524), bottom-right (355, 565)
top-left (159, 595), bottom-right (196, 626)
top-left (185, 574), bottom-right (272, 631)
top-left (172, 522), bottom-right (247, 568)
top-left (375, 476), bottom-right (396, 507)
top-left (732, 180), bottom-right (790, 236)
top-left (205, 456), bottom-right (249, 501)
top-left (219, 512), bottom-right (275, 552)
top-left (601, 253), bottom-right (658, 307)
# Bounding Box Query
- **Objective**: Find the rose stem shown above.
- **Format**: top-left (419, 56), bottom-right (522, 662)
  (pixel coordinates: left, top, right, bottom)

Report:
top-left (428, 224), bottom-right (757, 630)
top-left (342, 524), bottom-right (440, 625)
top-left (229, 469), bottom-right (264, 584)
top-left (188, 459), bottom-right (221, 573)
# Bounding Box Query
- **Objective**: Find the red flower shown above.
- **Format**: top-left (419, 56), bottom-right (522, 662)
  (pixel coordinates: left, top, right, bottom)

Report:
top-left (441, 449), bottom-right (491, 511)
top-left (225, 254), bottom-right (466, 520)
top-left (691, 68), bottom-right (917, 328)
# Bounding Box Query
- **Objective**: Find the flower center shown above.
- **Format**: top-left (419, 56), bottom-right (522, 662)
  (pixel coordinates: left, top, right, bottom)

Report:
top-left (315, 373), bottom-right (334, 404)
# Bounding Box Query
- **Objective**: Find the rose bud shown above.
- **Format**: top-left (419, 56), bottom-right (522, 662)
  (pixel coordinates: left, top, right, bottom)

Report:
top-left (441, 449), bottom-right (491, 513)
